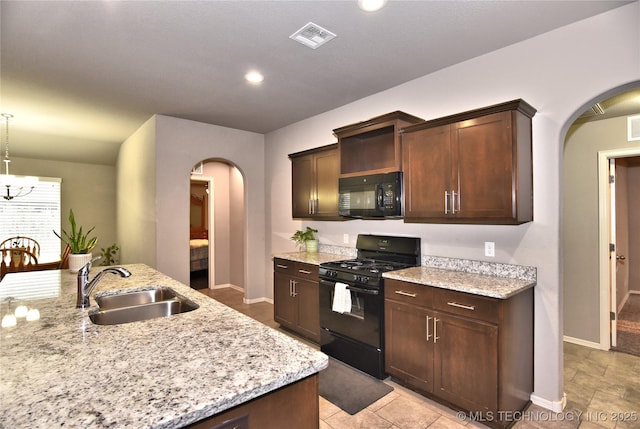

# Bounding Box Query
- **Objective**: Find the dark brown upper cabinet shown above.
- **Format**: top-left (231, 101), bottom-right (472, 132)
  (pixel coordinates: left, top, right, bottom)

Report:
top-left (400, 99), bottom-right (536, 225)
top-left (289, 143), bottom-right (341, 219)
top-left (333, 111), bottom-right (424, 178)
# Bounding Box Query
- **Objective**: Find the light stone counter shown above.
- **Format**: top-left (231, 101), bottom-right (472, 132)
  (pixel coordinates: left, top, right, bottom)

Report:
top-left (273, 251), bottom-right (348, 265)
top-left (383, 266), bottom-right (535, 299)
top-left (0, 264), bottom-right (327, 428)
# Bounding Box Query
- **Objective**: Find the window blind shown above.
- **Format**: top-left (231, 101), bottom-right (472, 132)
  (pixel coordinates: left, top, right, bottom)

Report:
top-left (0, 177), bottom-right (62, 262)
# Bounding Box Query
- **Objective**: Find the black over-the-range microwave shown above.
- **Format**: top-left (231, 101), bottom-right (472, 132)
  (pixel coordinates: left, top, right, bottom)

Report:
top-left (338, 172), bottom-right (402, 218)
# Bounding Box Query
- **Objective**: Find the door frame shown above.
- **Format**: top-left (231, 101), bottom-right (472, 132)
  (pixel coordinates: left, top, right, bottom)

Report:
top-left (597, 147), bottom-right (640, 349)
top-left (191, 175), bottom-right (215, 288)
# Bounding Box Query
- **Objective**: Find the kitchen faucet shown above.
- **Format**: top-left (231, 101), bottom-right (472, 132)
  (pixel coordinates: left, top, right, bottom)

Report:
top-left (77, 256), bottom-right (131, 308)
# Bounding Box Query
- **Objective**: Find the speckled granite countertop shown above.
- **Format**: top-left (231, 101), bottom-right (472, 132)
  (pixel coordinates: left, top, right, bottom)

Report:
top-left (383, 266), bottom-right (535, 299)
top-left (0, 264), bottom-right (327, 429)
top-left (273, 251), bottom-right (348, 265)
top-left (275, 251), bottom-right (535, 299)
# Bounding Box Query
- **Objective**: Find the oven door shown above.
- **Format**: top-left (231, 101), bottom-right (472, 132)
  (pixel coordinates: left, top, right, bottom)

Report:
top-left (318, 278), bottom-right (383, 348)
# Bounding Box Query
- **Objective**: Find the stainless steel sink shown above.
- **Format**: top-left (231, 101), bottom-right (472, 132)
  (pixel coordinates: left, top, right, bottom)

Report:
top-left (95, 287), bottom-right (178, 309)
top-left (89, 298), bottom-right (199, 325)
top-left (89, 287), bottom-right (199, 325)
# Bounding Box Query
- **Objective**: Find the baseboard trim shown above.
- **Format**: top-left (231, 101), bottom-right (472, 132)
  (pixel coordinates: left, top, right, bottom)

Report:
top-left (563, 335), bottom-right (607, 350)
top-left (209, 283), bottom-right (243, 292)
top-left (530, 392), bottom-right (566, 413)
top-left (208, 284), bottom-right (274, 305)
top-left (618, 292), bottom-right (631, 313)
top-left (244, 296), bottom-right (274, 305)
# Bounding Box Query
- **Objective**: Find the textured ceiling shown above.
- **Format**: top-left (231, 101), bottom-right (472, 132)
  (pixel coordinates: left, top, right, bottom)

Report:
top-left (0, 0), bottom-right (633, 165)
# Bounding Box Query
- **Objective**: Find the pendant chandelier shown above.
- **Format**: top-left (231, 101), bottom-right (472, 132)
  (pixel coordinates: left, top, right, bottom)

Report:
top-left (1, 113), bottom-right (38, 201)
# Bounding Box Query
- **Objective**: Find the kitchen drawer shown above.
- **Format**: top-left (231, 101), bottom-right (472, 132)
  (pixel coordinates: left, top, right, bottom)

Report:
top-left (433, 288), bottom-right (499, 323)
top-left (384, 279), bottom-right (433, 308)
top-left (274, 258), bottom-right (318, 280)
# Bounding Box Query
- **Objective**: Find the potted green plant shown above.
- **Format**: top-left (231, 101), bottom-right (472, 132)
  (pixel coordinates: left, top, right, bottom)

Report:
top-left (99, 243), bottom-right (120, 266)
top-left (291, 227), bottom-right (318, 253)
top-left (54, 209), bottom-right (98, 272)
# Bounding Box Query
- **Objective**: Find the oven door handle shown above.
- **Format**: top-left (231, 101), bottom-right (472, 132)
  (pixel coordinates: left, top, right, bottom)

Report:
top-left (319, 279), bottom-right (379, 296)
top-left (346, 285), bottom-right (379, 295)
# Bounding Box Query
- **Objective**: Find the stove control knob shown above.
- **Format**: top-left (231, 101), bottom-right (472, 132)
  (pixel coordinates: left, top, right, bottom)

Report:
top-left (327, 270), bottom-right (337, 278)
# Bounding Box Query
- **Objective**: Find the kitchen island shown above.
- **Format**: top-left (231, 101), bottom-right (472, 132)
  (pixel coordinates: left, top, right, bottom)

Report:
top-left (0, 264), bottom-right (327, 428)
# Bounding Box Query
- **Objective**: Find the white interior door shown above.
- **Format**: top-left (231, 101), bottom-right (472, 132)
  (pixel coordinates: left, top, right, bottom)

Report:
top-left (609, 159), bottom-right (617, 348)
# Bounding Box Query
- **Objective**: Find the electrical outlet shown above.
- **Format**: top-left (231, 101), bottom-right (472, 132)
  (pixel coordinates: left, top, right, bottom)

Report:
top-left (343, 233), bottom-right (349, 244)
top-left (485, 242), bottom-right (495, 257)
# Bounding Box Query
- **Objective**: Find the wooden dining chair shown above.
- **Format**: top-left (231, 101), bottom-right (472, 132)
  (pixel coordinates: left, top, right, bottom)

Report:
top-left (0, 248), bottom-right (39, 280)
top-left (0, 236), bottom-right (41, 259)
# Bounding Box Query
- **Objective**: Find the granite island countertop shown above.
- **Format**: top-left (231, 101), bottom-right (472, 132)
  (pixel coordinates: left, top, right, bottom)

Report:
top-left (383, 266), bottom-right (536, 299)
top-left (0, 264), bottom-right (327, 429)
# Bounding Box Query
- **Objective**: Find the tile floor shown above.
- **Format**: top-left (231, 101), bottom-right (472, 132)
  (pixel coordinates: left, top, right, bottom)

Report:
top-left (199, 287), bottom-right (640, 429)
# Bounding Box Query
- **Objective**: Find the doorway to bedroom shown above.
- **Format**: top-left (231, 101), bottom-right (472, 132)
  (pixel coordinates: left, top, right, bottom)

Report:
top-left (190, 160), bottom-right (245, 292)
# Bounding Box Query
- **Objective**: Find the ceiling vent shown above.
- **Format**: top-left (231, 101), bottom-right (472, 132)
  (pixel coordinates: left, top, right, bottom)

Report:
top-left (580, 102), bottom-right (605, 118)
top-left (290, 22), bottom-right (336, 49)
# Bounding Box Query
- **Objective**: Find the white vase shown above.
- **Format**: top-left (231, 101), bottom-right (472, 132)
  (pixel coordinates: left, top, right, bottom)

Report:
top-left (68, 253), bottom-right (93, 273)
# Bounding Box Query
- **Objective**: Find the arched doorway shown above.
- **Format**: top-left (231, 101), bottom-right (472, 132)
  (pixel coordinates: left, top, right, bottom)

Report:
top-left (189, 159), bottom-right (245, 293)
top-left (563, 84), bottom-right (640, 353)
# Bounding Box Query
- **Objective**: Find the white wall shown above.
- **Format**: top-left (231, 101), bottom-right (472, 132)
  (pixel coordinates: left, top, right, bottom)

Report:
top-left (629, 162), bottom-right (640, 292)
top-left (264, 3), bottom-right (640, 410)
top-left (153, 115), bottom-right (264, 299)
top-left (198, 161), bottom-right (244, 288)
top-left (229, 166), bottom-right (245, 288)
top-left (563, 117), bottom-right (639, 342)
top-left (116, 116), bottom-right (157, 267)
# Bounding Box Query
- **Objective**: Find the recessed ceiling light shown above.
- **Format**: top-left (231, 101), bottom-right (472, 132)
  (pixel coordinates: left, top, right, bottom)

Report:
top-left (358, 0), bottom-right (387, 12)
top-left (245, 71), bottom-right (264, 84)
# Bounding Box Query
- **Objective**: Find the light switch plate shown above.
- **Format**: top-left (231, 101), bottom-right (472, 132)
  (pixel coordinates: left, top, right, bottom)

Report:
top-left (343, 233), bottom-right (349, 244)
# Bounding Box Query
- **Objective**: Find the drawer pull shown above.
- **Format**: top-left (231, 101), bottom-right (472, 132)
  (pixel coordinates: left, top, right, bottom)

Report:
top-left (394, 290), bottom-right (417, 298)
top-left (276, 264), bottom-right (289, 269)
top-left (447, 301), bottom-right (475, 311)
top-left (298, 269), bottom-right (312, 274)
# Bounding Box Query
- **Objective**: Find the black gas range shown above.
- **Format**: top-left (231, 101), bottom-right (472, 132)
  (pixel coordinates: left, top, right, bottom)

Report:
top-left (318, 234), bottom-right (421, 379)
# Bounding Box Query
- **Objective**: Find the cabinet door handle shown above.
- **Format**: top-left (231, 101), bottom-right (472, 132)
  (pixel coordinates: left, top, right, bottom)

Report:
top-left (276, 264), bottom-right (289, 269)
top-left (451, 191), bottom-right (457, 214)
top-left (298, 269), bottom-right (312, 274)
top-left (308, 199), bottom-right (313, 214)
top-left (292, 280), bottom-right (297, 297)
top-left (426, 315), bottom-right (432, 341)
top-left (289, 280), bottom-right (293, 296)
top-left (447, 302), bottom-right (475, 311)
top-left (433, 317), bottom-right (440, 343)
top-left (444, 191), bottom-right (449, 214)
top-left (394, 290), bottom-right (417, 298)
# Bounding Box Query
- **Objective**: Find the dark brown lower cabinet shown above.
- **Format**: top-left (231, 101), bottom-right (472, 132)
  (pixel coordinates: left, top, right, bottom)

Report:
top-left (385, 279), bottom-right (533, 429)
top-left (186, 374), bottom-right (319, 429)
top-left (433, 312), bottom-right (498, 413)
top-left (273, 258), bottom-right (320, 343)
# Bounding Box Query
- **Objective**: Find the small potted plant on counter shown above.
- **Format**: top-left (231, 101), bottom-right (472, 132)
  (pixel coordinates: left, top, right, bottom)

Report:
top-left (54, 209), bottom-right (98, 272)
top-left (291, 227), bottom-right (319, 253)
